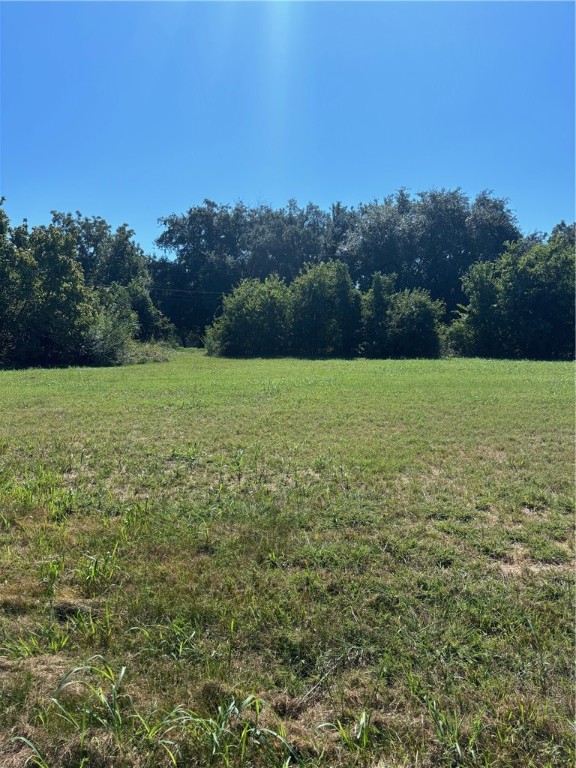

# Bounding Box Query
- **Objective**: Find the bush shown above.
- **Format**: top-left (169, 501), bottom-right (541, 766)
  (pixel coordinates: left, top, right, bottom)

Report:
top-left (386, 289), bottom-right (444, 358)
top-left (361, 272), bottom-right (396, 357)
top-left (205, 276), bottom-right (290, 357)
top-left (442, 317), bottom-right (474, 357)
top-left (81, 306), bottom-right (138, 366)
top-left (289, 261), bottom-right (360, 357)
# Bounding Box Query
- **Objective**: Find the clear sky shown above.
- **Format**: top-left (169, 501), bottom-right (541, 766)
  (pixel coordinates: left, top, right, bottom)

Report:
top-left (1, 1), bottom-right (574, 256)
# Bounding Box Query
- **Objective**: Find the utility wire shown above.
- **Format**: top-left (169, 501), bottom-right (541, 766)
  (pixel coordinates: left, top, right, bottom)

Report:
top-left (149, 287), bottom-right (225, 296)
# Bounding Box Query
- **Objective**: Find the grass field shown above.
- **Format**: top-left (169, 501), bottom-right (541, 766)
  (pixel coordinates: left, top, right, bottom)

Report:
top-left (0, 351), bottom-right (573, 767)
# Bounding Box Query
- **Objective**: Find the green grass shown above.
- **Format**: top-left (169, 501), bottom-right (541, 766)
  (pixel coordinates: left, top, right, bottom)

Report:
top-left (0, 351), bottom-right (573, 767)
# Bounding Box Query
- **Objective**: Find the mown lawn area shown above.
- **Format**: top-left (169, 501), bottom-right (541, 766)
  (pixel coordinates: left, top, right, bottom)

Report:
top-left (0, 351), bottom-right (573, 767)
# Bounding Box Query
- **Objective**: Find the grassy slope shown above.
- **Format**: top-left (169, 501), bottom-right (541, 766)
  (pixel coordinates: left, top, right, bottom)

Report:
top-left (0, 351), bottom-right (573, 767)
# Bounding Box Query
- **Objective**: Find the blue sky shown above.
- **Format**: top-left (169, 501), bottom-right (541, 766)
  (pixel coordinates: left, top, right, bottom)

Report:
top-left (1, 1), bottom-right (574, 256)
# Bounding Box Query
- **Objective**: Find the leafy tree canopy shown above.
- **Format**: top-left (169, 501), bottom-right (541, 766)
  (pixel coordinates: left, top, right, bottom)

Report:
top-left (449, 225), bottom-right (575, 360)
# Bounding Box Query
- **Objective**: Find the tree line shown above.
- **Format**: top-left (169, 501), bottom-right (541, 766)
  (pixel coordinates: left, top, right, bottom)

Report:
top-left (0, 191), bottom-right (573, 367)
top-left (150, 189), bottom-right (522, 343)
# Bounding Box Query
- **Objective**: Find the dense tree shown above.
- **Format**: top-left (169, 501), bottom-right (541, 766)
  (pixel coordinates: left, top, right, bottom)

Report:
top-left (497, 236), bottom-right (574, 359)
top-left (410, 188), bottom-right (472, 310)
top-left (0, 214), bottom-right (39, 363)
top-left (156, 200), bottom-right (246, 272)
top-left (337, 195), bottom-right (409, 290)
top-left (126, 278), bottom-right (174, 342)
top-left (466, 190), bottom-right (521, 264)
top-left (324, 202), bottom-right (359, 261)
top-left (148, 258), bottom-right (200, 346)
top-left (0, 214), bottom-right (95, 366)
top-left (360, 272), bottom-right (396, 358)
top-left (385, 289), bottom-right (444, 358)
top-left (49, 212), bottom-right (111, 285)
top-left (0, 203), bottom-right (173, 367)
top-left (205, 276), bottom-right (290, 357)
top-left (450, 261), bottom-right (502, 357)
top-left (549, 220), bottom-right (575, 251)
top-left (50, 212), bottom-right (149, 287)
top-left (154, 200), bottom-right (244, 338)
top-left (242, 201), bottom-right (328, 281)
top-left (50, 211), bottom-right (173, 342)
top-left (337, 189), bottom-right (520, 315)
top-left (289, 261), bottom-right (361, 357)
top-left (449, 226), bottom-right (575, 360)
top-left (206, 260), bottom-right (362, 359)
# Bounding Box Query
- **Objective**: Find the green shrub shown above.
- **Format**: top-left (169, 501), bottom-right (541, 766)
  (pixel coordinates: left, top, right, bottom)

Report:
top-left (206, 276), bottom-right (290, 357)
top-left (385, 289), bottom-right (444, 358)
